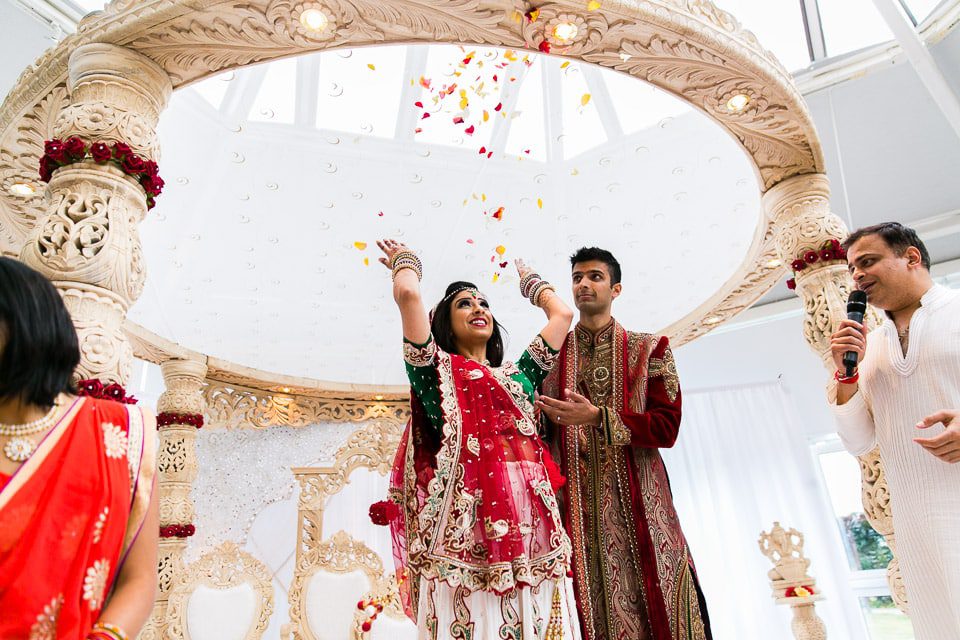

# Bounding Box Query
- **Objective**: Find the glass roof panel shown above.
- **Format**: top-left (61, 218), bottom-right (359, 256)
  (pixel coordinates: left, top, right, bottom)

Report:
top-left (711, 0), bottom-right (812, 71)
top-left (819, 0), bottom-right (895, 58)
top-left (503, 60), bottom-right (547, 161)
top-left (248, 57), bottom-right (296, 124)
top-left (902, 0), bottom-right (946, 23)
top-left (315, 46), bottom-right (406, 138)
top-left (603, 69), bottom-right (692, 135)
top-left (559, 60), bottom-right (607, 159)
top-left (189, 71), bottom-right (232, 110)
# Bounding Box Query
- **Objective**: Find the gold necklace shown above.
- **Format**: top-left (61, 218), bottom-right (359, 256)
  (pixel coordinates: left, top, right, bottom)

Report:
top-left (0, 404), bottom-right (59, 463)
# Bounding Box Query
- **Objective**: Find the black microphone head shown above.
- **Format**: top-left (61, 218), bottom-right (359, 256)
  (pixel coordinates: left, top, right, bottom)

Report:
top-left (847, 289), bottom-right (867, 313)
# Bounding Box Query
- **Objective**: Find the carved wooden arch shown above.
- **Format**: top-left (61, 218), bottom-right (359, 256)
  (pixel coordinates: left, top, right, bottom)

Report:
top-left (0, 0), bottom-right (825, 356)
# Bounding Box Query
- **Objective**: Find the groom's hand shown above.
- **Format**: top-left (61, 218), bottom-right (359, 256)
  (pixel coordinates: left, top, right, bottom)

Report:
top-left (536, 389), bottom-right (601, 427)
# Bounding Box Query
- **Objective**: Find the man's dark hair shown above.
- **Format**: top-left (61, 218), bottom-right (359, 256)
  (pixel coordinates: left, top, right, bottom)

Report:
top-left (431, 281), bottom-right (506, 366)
top-left (843, 222), bottom-right (931, 270)
top-left (0, 257), bottom-right (79, 407)
top-left (569, 247), bottom-right (622, 285)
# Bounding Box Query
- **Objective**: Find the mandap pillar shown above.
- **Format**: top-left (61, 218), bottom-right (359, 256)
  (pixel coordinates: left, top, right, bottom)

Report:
top-left (141, 358), bottom-right (208, 639)
top-left (763, 173), bottom-right (907, 612)
top-left (19, 42), bottom-right (172, 386)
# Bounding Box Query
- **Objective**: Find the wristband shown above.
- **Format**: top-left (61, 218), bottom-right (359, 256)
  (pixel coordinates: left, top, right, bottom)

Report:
top-left (834, 369), bottom-right (859, 385)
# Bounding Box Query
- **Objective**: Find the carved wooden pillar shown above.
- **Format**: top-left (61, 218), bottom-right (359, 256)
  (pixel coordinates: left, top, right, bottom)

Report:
top-left (141, 358), bottom-right (207, 639)
top-left (19, 43), bottom-right (171, 385)
top-left (763, 173), bottom-right (907, 612)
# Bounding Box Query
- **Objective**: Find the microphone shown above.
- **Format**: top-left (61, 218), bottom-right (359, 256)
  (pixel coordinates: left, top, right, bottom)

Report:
top-left (842, 290), bottom-right (868, 377)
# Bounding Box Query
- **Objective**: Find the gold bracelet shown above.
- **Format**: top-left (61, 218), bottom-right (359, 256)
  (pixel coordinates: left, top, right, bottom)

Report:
top-left (90, 622), bottom-right (129, 640)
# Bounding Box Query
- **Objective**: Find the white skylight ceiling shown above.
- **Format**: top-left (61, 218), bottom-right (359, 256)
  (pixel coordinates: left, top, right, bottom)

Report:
top-left (127, 44), bottom-right (762, 385)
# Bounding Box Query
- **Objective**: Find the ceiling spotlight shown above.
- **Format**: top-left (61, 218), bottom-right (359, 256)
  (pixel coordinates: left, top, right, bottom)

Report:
top-left (9, 182), bottom-right (36, 196)
top-left (300, 8), bottom-right (329, 32)
top-left (374, 394), bottom-right (384, 401)
top-left (765, 259), bottom-right (782, 268)
top-left (552, 22), bottom-right (579, 43)
top-left (725, 94), bottom-right (750, 113)
top-left (703, 315), bottom-right (723, 326)
top-left (282, 387), bottom-right (291, 393)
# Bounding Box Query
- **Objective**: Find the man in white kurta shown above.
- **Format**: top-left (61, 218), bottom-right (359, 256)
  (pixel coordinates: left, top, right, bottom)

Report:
top-left (828, 224), bottom-right (960, 639)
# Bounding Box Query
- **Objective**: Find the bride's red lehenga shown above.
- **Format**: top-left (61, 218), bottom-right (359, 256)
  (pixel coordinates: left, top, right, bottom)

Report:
top-left (388, 334), bottom-right (581, 639)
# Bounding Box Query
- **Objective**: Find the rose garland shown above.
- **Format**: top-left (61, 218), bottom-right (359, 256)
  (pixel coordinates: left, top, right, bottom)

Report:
top-left (786, 239), bottom-right (847, 291)
top-left (157, 412), bottom-right (204, 429)
top-left (784, 585), bottom-right (815, 598)
top-left (368, 499), bottom-right (402, 526)
top-left (39, 138), bottom-right (164, 209)
top-left (78, 379), bottom-right (138, 405)
top-left (160, 523), bottom-right (196, 538)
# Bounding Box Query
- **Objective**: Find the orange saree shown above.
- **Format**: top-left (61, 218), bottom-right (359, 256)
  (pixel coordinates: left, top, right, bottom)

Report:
top-left (0, 397), bottom-right (156, 639)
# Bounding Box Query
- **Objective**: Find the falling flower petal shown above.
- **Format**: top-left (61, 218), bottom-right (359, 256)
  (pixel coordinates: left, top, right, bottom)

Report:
top-left (367, 63), bottom-right (376, 70)
top-left (465, 125), bottom-right (475, 135)
top-left (499, 261), bottom-right (508, 268)
top-left (414, 101), bottom-right (423, 108)
top-left (492, 273), bottom-right (500, 283)
top-left (481, 193), bottom-right (487, 202)
top-left (354, 241), bottom-right (367, 250)
top-left (494, 102), bottom-right (503, 112)
top-left (421, 112), bottom-right (431, 119)
top-left (537, 198), bottom-right (543, 209)
top-left (560, 61), bottom-right (571, 69)
top-left (587, 0), bottom-right (601, 10)
top-left (524, 149), bottom-right (531, 154)
top-left (363, 257), bottom-right (370, 265)
top-left (378, 211), bottom-right (384, 217)
top-left (581, 93), bottom-right (592, 106)
top-left (453, 116), bottom-right (464, 124)
top-left (483, 110), bottom-right (490, 122)
top-left (487, 151), bottom-right (493, 158)
top-left (479, 146), bottom-right (487, 154)
top-left (419, 76), bottom-right (431, 89)
top-left (492, 207), bottom-right (504, 220)
top-left (414, 127), bottom-right (423, 133)
top-left (466, 238), bottom-right (474, 244)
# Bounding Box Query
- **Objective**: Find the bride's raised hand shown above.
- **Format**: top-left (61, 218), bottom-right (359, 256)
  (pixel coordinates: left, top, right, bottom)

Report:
top-left (376, 239), bottom-right (414, 271)
top-left (515, 258), bottom-right (535, 282)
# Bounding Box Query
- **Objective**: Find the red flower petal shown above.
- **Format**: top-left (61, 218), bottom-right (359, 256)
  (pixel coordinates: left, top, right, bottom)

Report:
top-left (464, 125), bottom-right (475, 135)
top-left (538, 41), bottom-right (551, 53)
top-left (478, 146), bottom-right (486, 154)
top-left (494, 102), bottom-right (502, 111)
top-left (421, 112), bottom-right (431, 120)
top-left (453, 116), bottom-right (464, 124)
top-left (414, 101), bottom-right (423, 108)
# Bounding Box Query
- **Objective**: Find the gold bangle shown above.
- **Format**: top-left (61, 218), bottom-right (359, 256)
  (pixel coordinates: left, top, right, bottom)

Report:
top-left (90, 622), bottom-right (129, 640)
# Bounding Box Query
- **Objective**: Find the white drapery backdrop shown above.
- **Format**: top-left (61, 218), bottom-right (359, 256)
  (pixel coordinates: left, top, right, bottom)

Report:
top-left (663, 381), bottom-right (869, 639)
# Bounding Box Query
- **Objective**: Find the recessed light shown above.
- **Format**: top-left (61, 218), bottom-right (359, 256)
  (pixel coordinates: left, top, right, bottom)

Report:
top-left (703, 315), bottom-right (723, 325)
top-left (282, 387), bottom-right (291, 393)
top-left (10, 183), bottom-right (35, 196)
top-left (552, 22), bottom-right (579, 43)
top-left (725, 94), bottom-right (750, 112)
top-left (374, 394), bottom-right (384, 401)
top-left (765, 259), bottom-right (782, 268)
top-left (299, 8), bottom-right (329, 32)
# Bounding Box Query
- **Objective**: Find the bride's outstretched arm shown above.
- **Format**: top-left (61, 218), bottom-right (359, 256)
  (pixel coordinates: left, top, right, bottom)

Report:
top-left (516, 258), bottom-right (573, 349)
top-left (377, 239), bottom-right (430, 345)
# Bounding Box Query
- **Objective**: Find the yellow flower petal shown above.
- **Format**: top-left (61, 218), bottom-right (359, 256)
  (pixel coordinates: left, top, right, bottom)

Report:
top-left (363, 257), bottom-right (370, 266)
top-left (495, 245), bottom-right (506, 256)
top-left (354, 241), bottom-right (367, 250)
top-left (587, 0), bottom-right (601, 10)
top-left (367, 63), bottom-right (376, 71)
top-left (581, 93), bottom-right (592, 106)
top-left (537, 198), bottom-right (543, 209)
top-left (492, 273), bottom-right (500, 283)
top-left (560, 61), bottom-right (571, 69)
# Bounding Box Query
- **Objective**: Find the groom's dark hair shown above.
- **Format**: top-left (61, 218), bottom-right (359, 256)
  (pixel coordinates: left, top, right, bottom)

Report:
top-left (570, 247), bottom-right (622, 285)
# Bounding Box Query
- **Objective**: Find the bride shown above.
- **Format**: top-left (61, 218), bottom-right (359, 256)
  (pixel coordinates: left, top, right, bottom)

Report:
top-left (376, 239), bottom-right (581, 639)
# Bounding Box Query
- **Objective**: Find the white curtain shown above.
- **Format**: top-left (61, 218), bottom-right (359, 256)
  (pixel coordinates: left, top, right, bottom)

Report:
top-left (662, 381), bottom-right (869, 640)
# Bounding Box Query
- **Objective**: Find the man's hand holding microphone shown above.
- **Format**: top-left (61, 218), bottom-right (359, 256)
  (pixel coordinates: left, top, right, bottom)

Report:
top-left (829, 291), bottom-right (868, 405)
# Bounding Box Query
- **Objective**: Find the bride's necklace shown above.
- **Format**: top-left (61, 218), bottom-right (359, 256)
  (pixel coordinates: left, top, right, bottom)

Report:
top-left (0, 404), bottom-right (59, 463)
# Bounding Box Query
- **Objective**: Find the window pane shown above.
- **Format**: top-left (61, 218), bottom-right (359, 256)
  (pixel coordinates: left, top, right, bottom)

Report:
top-left (819, 0), bottom-right (895, 58)
top-left (901, 0), bottom-right (945, 23)
top-left (816, 450), bottom-right (892, 570)
top-left (249, 57), bottom-right (296, 124)
top-left (860, 596), bottom-right (915, 639)
top-left (711, 0), bottom-right (811, 71)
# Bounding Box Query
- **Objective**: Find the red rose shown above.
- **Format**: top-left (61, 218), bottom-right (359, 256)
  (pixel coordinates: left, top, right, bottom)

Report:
top-left (368, 500), bottom-right (401, 526)
top-left (786, 278), bottom-right (796, 290)
top-left (123, 394), bottom-right (138, 405)
top-left (184, 524), bottom-right (196, 536)
top-left (790, 259), bottom-right (806, 271)
top-left (829, 238), bottom-right (842, 251)
top-left (78, 378), bottom-right (104, 396)
top-left (820, 249), bottom-right (833, 261)
top-left (142, 175), bottom-right (165, 197)
top-left (538, 41), bottom-right (551, 53)
top-left (64, 137), bottom-right (86, 161)
top-left (785, 587), bottom-right (796, 597)
top-left (836, 248), bottom-right (847, 260)
top-left (146, 196), bottom-right (156, 210)
top-left (39, 156), bottom-right (55, 182)
top-left (143, 160), bottom-right (160, 178)
top-left (103, 383), bottom-right (126, 401)
top-left (122, 153), bottom-right (146, 174)
top-left (803, 250), bottom-right (819, 264)
top-left (112, 141), bottom-right (132, 159)
top-left (90, 142), bottom-right (112, 163)
top-left (361, 622), bottom-right (372, 632)
top-left (45, 139), bottom-right (67, 163)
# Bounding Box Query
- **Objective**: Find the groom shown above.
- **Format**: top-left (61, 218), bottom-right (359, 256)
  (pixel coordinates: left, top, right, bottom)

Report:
top-left (538, 247), bottom-right (711, 640)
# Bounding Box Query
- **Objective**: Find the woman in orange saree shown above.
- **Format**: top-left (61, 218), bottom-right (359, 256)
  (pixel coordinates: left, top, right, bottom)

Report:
top-left (0, 257), bottom-right (158, 640)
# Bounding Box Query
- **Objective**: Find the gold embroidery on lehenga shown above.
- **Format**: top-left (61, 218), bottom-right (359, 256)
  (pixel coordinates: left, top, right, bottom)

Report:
top-left (29, 595), bottom-right (63, 640)
top-left (450, 585), bottom-right (475, 640)
top-left (499, 589), bottom-right (522, 640)
top-left (82, 559), bottom-right (110, 610)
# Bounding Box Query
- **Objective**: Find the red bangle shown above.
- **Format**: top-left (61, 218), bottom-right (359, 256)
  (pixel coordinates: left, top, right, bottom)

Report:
top-left (834, 369), bottom-right (859, 384)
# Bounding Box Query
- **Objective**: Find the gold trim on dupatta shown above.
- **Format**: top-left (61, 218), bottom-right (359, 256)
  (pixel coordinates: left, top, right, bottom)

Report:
top-left (121, 405), bottom-right (157, 559)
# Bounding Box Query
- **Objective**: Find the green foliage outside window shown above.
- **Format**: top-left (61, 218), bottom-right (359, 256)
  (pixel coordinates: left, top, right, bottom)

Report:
top-left (841, 512), bottom-right (893, 571)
